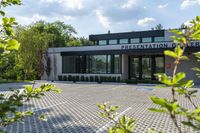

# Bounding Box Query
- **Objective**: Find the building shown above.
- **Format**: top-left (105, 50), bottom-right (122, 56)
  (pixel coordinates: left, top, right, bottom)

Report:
top-left (42, 30), bottom-right (200, 84)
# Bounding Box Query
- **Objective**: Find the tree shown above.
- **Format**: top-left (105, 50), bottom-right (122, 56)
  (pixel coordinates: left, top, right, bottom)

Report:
top-left (31, 21), bottom-right (77, 47)
top-left (151, 24), bottom-right (163, 30)
top-left (15, 26), bottom-right (53, 80)
top-left (67, 37), bottom-right (93, 47)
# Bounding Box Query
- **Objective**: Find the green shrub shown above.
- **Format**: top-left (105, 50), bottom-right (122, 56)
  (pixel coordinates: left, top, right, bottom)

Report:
top-left (72, 76), bottom-right (76, 83)
top-left (100, 76), bottom-right (104, 83)
top-left (81, 76), bottom-right (85, 81)
top-left (85, 77), bottom-right (89, 82)
top-left (75, 76), bottom-right (79, 81)
top-left (63, 76), bottom-right (67, 81)
top-left (112, 77), bottom-right (116, 82)
top-left (102, 76), bottom-right (106, 82)
top-left (58, 75), bottom-right (62, 81)
top-left (90, 76), bottom-right (94, 82)
top-left (117, 76), bottom-right (121, 82)
top-left (108, 76), bottom-right (112, 82)
top-left (68, 75), bottom-right (72, 81)
top-left (95, 76), bottom-right (99, 82)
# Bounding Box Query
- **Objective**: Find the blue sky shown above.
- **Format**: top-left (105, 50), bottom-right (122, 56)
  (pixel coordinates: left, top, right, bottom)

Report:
top-left (5, 0), bottom-right (200, 38)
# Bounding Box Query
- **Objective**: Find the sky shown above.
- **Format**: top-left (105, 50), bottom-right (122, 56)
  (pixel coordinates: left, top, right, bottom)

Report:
top-left (4, 0), bottom-right (200, 38)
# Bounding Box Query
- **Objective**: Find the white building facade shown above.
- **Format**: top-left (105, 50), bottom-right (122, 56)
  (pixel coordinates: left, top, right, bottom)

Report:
top-left (42, 30), bottom-right (200, 84)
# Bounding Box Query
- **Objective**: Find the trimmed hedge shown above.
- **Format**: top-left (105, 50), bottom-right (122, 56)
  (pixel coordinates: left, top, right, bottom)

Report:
top-left (58, 75), bottom-right (62, 81)
top-left (85, 77), bottom-right (89, 82)
top-left (81, 76), bottom-right (85, 81)
top-left (90, 76), bottom-right (94, 82)
top-left (63, 76), bottom-right (67, 81)
top-left (57, 75), bottom-right (132, 83)
top-left (68, 75), bottom-right (73, 81)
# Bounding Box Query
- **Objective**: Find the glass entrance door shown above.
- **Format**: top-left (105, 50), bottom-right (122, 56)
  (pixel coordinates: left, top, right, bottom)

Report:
top-left (129, 56), bottom-right (164, 80)
top-left (142, 57), bottom-right (152, 79)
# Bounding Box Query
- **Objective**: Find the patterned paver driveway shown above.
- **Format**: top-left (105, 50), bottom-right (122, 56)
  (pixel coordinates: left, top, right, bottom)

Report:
top-left (1, 81), bottom-right (199, 133)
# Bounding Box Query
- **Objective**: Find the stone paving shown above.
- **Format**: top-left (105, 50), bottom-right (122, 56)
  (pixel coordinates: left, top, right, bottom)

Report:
top-left (1, 81), bottom-right (200, 133)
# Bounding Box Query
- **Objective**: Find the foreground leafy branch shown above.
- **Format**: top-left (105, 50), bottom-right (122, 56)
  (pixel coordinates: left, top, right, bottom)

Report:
top-left (0, 1), bottom-right (62, 132)
top-left (97, 102), bottom-right (135, 133)
top-left (149, 16), bottom-right (200, 133)
top-left (0, 84), bottom-right (61, 128)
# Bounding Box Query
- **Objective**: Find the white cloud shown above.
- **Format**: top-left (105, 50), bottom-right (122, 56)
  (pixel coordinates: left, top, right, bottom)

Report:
top-left (16, 14), bottom-right (74, 25)
top-left (158, 4), bottom-right (168, 9)
top-left (95, 10), bottom-right (111, 28)
top-left (121, 0), bottom-right (137, 9)
top-left (137, 17), bottom-right (156, 27)
top-left (40, 0), bottom-right (83, 10)
top-left (180, 0), bottom-right (200, 9)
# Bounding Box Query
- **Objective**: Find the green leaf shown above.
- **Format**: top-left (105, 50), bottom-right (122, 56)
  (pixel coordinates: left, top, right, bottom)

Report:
top-left (6, 39), bottom-right (20, 50)
top-left (110, 106), bottom-right (120, 112)
top-left (38, 114), bottom-right (47, 121)
top-left (173, 72), bottom-right (186, 84)
top-left (9, 17), bottom-right (16, 23)
top-left (26, 85), bottom-right (32, 93)
top-left (179, 56), bottom-right (189, 60)
top-left (0, 43), bottom-right (4, 49)
top-left (97, 103), bottom-right (105, 110)
top-left (155, 73), bottom-right (172, 86)
top-left (164, 50), bottom-right (177, 58)
top-left (196, 16), bottom-right (200, 21)
top-left (150, 96), bottom-right (167, 107)
top-left (0, 10), bottom-right (5, 16)
top-left (175, 45), bottom-right (183, 57)
top-left (24, 111), bottom-right (34, 116)
top-left (170, 29), bottom-right (184, 36)
top-left (149, 108), bottom-right (167, 113)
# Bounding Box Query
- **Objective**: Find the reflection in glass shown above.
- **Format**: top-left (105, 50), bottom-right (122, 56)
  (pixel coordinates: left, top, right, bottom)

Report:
top-left (114, 55), bottom-right (121, 74)
top-left (99, 40), bottom-right (107, 45)
top-left (109, 40), bottom-right (118, 45)
top-left (130, 57), bottom-right (139, 79)
top-left (142, 57), bottom-right (151, 79)
top-left (142, 37), bottom-right (152, 43)
top-left (119, 39), bottom-right (128, 44)
top-left (90, 55), bottom-right (107, 73)
top-left (155, 57), bottom-right (164, 73)
top-left (62, 56), bottom-right (78, 73)
top-left (107, 55), bottom-right (111, 73)
top-left (130, 38), bottom-right (140, 44)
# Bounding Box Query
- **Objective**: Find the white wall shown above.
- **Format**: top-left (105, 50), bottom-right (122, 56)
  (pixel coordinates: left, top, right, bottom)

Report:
top-left (41, 52), bottom-right (62, 81)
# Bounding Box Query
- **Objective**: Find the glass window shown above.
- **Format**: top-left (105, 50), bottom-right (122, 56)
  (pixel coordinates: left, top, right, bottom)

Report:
top-left (155, 57), bottom-right (164, 73)
top-left (142, 37), bottom-right (152, 43)
top-left (130, 38), bottom-right (140, 44)
top-left (62, 56), bottom-right (78, 73)
top-left (99, 40), bottom-right (107, 45)
top-left (109, 40), bottom-right (117, 45)
top-left (114, 55), bottom-right (121, 74)
top-left (142, 57), bottom-right (152, 79)
top-left (154, 37), bottom-right (165, 42)
top-left (107, 55), bottom-right (111, 74)
top-left (90, 55), bottom-right (107, 73)
top-left (94, 41), bottom-right (98, 45)
top-left (130, 57), bottom-right (139, 79)
top-left (119, 39), bottom-right (128, 44)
